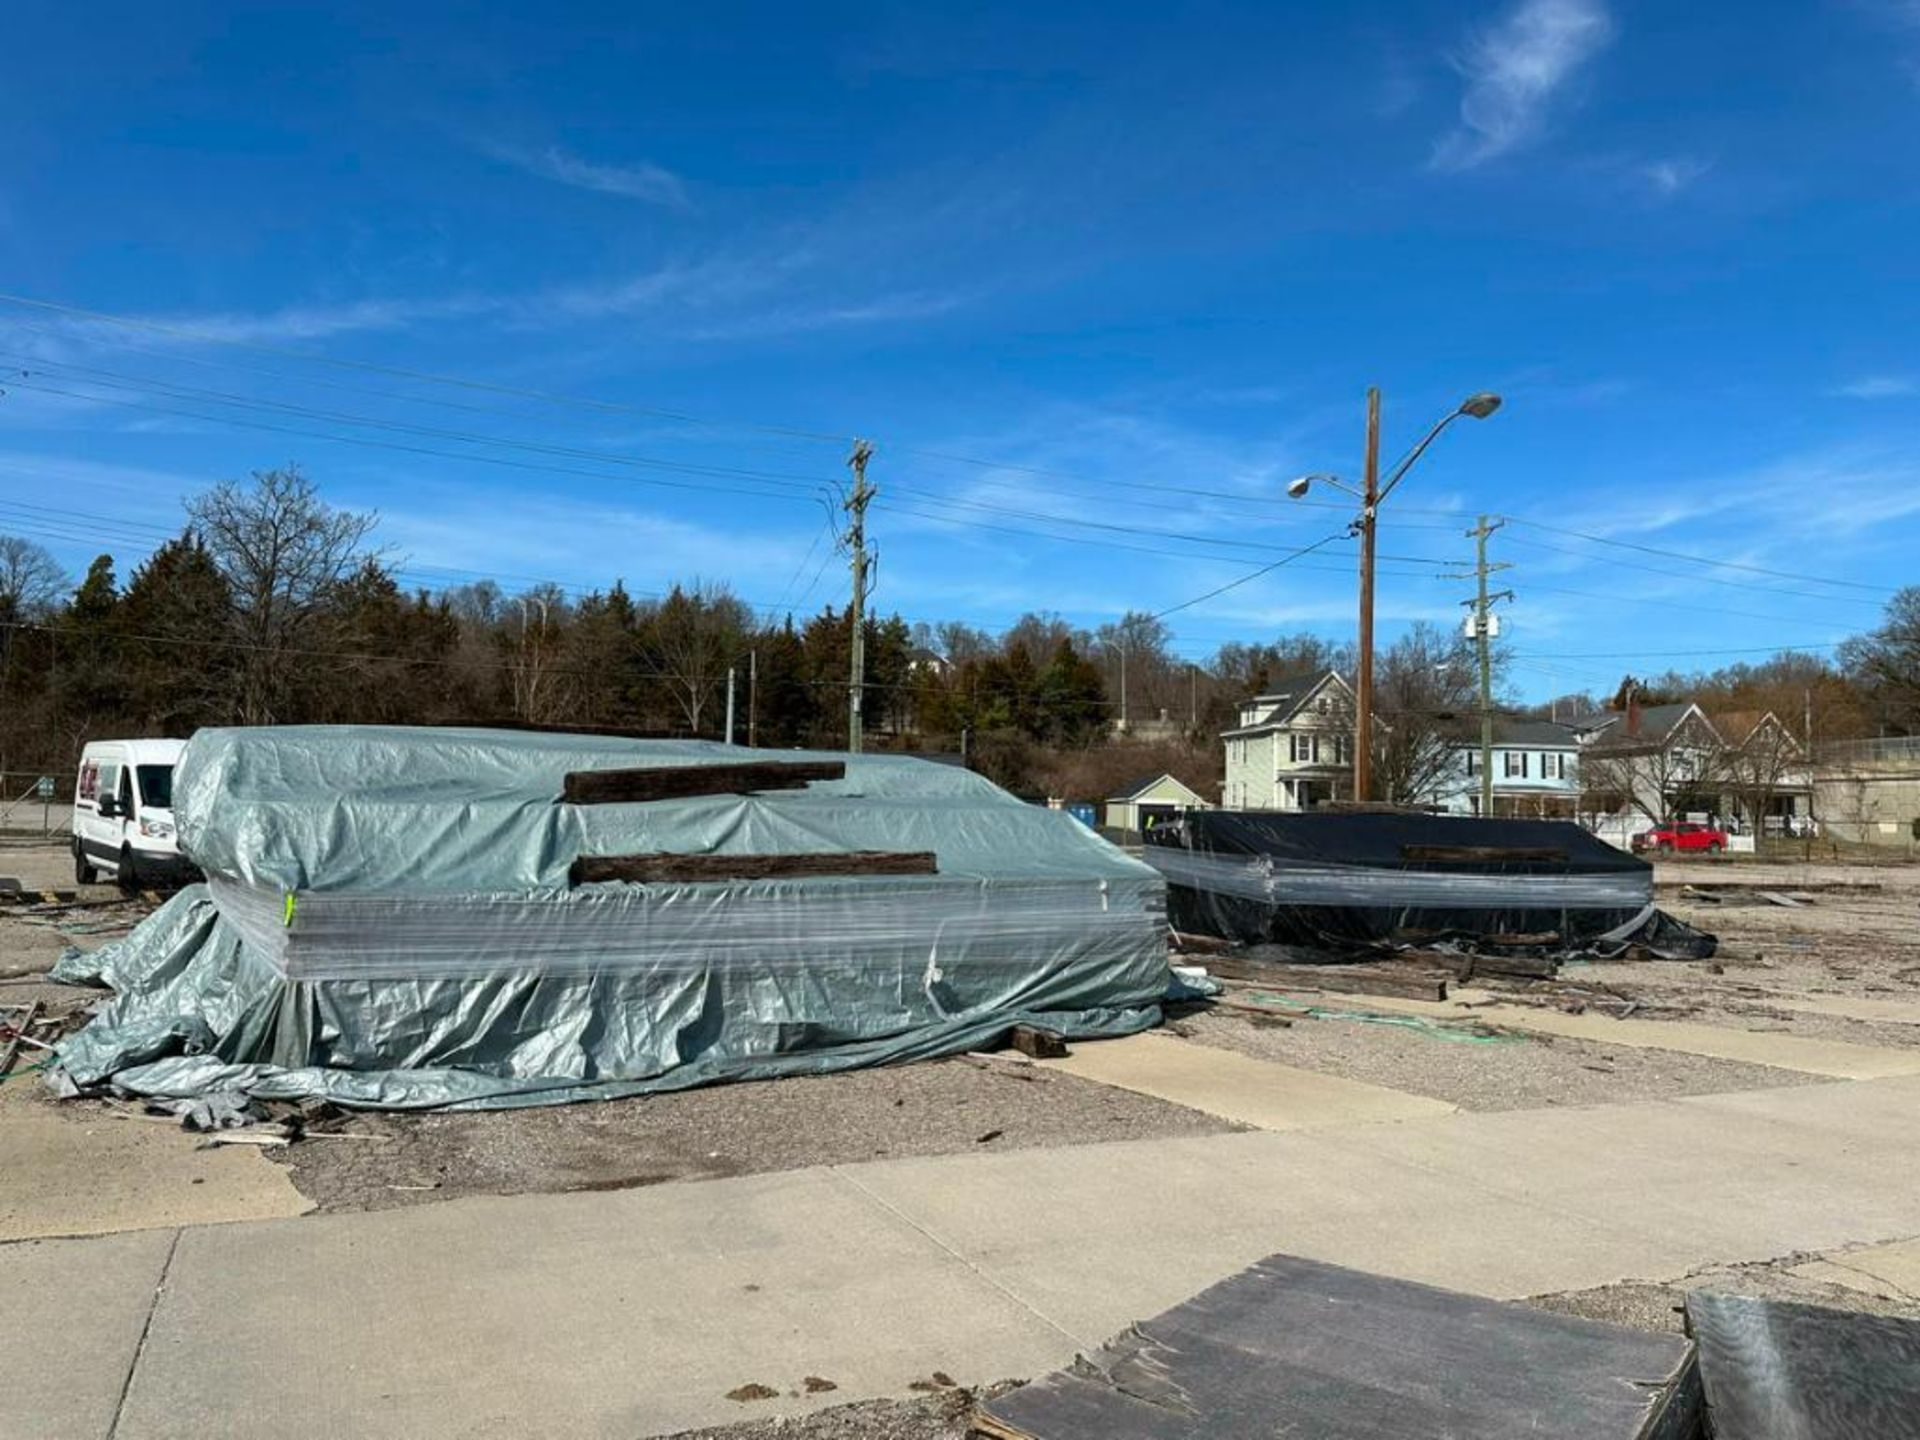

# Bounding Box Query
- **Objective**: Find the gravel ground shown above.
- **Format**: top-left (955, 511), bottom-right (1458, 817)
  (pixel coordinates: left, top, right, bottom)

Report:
top-left (1172, 1006), bottom-right (1821, 1111)
top-left (1527, 1250), bottom-right (1920, 1335)
top-left (276, 1055), bottom-right (1239, 1212)
top-left (655, 1384), bottom-right (1015, 1440)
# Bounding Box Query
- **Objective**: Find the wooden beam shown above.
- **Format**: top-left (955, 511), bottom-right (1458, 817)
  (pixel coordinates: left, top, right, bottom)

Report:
top-left (1206, 955), bottom-right (1448, 1002)
top-left (562, 760), bottom-right (845, 805)
top-left (1400, 844), bottom-right (1567, 864)
top-left (570, 850), bottom-right (937, 885)
top-left (1005, 1025), bottom-right (1069, 1059)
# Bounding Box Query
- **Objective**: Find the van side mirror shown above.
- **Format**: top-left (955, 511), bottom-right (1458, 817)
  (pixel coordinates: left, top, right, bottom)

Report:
top-left (98, 797), bottom-right (118, 818)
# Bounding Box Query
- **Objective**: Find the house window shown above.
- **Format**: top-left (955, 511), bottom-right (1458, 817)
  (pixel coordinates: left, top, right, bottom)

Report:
top-left (1503, 751), bottom-right (1528, 779)
top-left (1464, 750), bottom-right (1480, 777)
top-left (1541, 753), bottom-right (1567, 781)
top-left (1290, 733), bottom-right (1318, 764)
top-left (1330, 735), bottom-right (1352, 765)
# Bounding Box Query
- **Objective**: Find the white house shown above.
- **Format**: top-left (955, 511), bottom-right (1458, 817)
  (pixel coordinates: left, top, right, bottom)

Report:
top-left (1421, 718), bottom-right (1583, 817)
top-left (1103, 772), bottom-right (1211, 834)
top-left (1220, 670), bottom-right (1355, 810)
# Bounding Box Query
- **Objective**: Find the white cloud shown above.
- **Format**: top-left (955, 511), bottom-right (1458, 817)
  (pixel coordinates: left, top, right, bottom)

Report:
top-left (1638, 155), bottom-right (1711, 196)
top-left (1431, 0), bottom-right (1615, 171)
top-left (488, 143), bottom-right (693, 211)
top-left (1833, 375), bottom-right (1918, 399)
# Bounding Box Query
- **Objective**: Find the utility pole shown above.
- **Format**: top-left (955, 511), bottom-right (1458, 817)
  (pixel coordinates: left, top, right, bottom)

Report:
top-left (748, 648), bottom-right (758, 748)
top-left (1463, 515), bottom-right (1512, 817)
top-left (844, 439), bottom-right (876, 754)
top-left (1353, 388), bottom-right (1381, 802)
top-left (725, 666), bottom-right (736, 746)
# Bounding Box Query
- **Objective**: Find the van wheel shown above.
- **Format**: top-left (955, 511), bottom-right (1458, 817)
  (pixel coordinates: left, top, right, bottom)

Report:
top-left (117, 846), bottom-right (140, 894)
top-left (75, 846), bottom-right (98, 885)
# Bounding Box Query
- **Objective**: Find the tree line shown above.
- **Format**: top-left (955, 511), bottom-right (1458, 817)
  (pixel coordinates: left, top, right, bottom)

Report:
top-left (2, 466), bottom-right (1916, 801)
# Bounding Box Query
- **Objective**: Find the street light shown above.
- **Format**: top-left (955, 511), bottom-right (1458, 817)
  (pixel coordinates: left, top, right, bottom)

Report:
top-left (1288, 387), bottom-right (1502, 803)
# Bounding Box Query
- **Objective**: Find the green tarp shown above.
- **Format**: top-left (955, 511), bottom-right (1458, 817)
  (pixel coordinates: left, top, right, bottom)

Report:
top-left (52, 727), bottom-right (1168, 1109)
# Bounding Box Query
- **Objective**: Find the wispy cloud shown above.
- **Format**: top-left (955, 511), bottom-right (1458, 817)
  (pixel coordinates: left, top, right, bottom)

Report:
top-left (1638, 155), bottom-right (1711, 196)
top-left (1832, 375), bottom-right (1919, 399)
top-left (486, 142), bottom-right (693, 211)
top-left (1431, 0), bottom-right (1614, 172)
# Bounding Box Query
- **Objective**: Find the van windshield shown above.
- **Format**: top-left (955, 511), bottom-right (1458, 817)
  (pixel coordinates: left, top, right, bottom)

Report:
top-left (136, 765), bottom-right (174, 810)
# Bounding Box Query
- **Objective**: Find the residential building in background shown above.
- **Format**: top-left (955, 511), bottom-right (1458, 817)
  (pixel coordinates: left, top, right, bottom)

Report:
top-left (1220, 670), bottom-right (1354, 810)
top-left (1421, 718), bottom-right (1581, 817)
top-left (1102, 772), bottom-right (1211, 835)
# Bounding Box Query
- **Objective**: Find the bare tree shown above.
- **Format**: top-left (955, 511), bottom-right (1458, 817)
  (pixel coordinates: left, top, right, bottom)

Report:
top-left (1371, 623), bottom-right (1478, 805)
top-left (0, 535), bottom-right (67, 623)
top-left (1579, 711), bottom-right (1729, 824)
top-left (648, 581), bottom-right (752, 734)
top-left (186, 467), bottom-right (380, 724)
top-left (1721, 713), bottom-right (1803, 833)
top-left (506, 585), bottom-right (570, 724)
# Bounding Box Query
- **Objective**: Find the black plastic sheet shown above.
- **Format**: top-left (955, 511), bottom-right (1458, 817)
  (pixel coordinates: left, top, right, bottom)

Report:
top-left (1145, 811), bottom-right (1715, 959)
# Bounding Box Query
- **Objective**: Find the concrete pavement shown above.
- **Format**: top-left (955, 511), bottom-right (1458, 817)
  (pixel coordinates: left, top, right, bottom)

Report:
top-left (1036, 1029), bottom-right (1457, 1129)
top-left (11, 1072), bottom-right (1920, 1439)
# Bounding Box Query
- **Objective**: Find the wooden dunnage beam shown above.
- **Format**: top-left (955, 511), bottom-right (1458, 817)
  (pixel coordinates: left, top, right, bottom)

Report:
top-left (562, 760), bottom-right (845, 805)
top-left (1400, 844), bottom-right (1567, 865)
top-left (1205, 954), bottom-right (1449, 1002)
top-left (570, 850), bottom-right (938, 885)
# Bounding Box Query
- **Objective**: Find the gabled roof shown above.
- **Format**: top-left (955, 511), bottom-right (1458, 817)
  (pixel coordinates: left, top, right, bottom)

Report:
top-left (1570, 702), bottom-right (1720, 749)
top-left (1710, 709), bottom-right (1802, 753)
top-left (1221, 669), bottom-right (1350, 738)
top-left (1484, 717), bottom-right (1581, 747)
top-left (1106, 772), bottom-right (1209, 804)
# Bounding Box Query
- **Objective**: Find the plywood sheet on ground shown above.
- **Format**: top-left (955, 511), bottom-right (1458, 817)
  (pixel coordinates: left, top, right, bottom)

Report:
top-left (1304, 987), bottom-right (1920, 1080)
top-left (0, 1083), bottom-right (312, 1241)
top-left (1039, 1031), bottom-right (1455, 1129)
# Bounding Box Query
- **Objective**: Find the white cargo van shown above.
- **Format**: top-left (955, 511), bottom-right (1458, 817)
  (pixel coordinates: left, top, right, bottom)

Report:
top-left (73, 738), bottom-right (194, 889)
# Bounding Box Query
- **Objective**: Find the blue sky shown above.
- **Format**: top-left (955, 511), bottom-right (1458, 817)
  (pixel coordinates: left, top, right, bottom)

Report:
top-left (3, 0), bottom-right (1918, 701)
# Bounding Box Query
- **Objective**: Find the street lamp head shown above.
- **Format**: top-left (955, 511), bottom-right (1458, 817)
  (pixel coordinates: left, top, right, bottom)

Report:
top-left (1285, 475), bottom-right (1314, 499)
top-left (1458, 392), bottom-right (1503, 419)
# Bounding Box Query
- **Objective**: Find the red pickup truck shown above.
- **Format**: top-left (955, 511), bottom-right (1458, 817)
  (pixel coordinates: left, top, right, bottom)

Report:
top-left (1631, 821), bottom-right (1729, 854)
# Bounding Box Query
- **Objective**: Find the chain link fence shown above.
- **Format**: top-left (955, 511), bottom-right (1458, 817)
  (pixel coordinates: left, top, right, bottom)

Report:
top-left (0, 770), bottom-right (71, 838)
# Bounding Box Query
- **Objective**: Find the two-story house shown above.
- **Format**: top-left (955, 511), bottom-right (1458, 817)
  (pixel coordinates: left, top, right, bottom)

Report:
top-left (1220, 670), bottom-right (1355, 810)
top-left (1421, 718), bottom-right (1583, 817)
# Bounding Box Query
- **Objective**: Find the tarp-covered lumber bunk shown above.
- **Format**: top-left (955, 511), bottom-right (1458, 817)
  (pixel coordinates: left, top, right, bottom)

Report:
top-left (51, 726), bottom-right (1170, 1109)
top-left (1143, 810), bottom-right (1713, 958)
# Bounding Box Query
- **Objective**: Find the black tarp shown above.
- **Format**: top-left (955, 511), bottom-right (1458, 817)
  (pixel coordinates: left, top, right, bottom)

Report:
top-left (1143, 811), bottom-right (1714, 958)
top-left (979, 1253), bottom-right (1701, 1439)
top-left (1686, 1290), bottom-right (1920, 1439)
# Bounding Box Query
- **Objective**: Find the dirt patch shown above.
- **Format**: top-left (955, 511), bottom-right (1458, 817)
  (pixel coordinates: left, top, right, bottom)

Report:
top-left (661, 1383), bottom-right (1016, 1439)
top-left (1526, 1249), bottom-right (1920, 1335)
top-left (1174, 1006), bottom-right (1821, 1112)
top-left (274, 1056), bottom-right (1239, 1213)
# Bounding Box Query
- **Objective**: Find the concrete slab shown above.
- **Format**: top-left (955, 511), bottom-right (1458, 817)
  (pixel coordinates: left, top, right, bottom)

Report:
top-left (20, 1074), bottom-right (1920, 1440)
top-left (841, 1127), bottom-right (1673, 1350)
top-left (1749, 990), bottom-right (1920, 1026)
top-left (0, 1084), bottom-right (313, 1241)
top-left (1038, 1030), bottom-right (1456, 1130)
top-left (114, 1166), bottom-right (1069, 1440)
top-left (1321, 987), bottom-right (1920, 1079)
top-left (0, 1228), bottom-right (176, 1440)
top-left (1790, 1237), bottom-right (1920, 1299)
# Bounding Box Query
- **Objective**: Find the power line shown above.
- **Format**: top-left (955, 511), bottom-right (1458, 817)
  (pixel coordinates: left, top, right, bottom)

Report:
top-left (1149, 533), bottom-right (1350, 621)
top-left (7, 360), bottom-right (1387, 563)
top-left (1500, 516), bottom-right (1898, 597)
top-left (0, 290), bottom-right (852, 446)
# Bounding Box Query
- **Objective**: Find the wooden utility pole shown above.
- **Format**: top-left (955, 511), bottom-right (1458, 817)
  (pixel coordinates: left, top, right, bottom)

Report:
top-left (747, 648), bottom-right (758, 748)
top-left (1466, 515), bottom-right (1512, 816)
top-left (1353, 388), bottom-right (1381, 802)
top-left (845, 439), bottom-right (875, 754)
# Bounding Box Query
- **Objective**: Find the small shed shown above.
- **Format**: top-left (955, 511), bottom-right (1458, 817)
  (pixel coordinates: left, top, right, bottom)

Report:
top-left (1105, 772), bottom-right (1211, 835)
